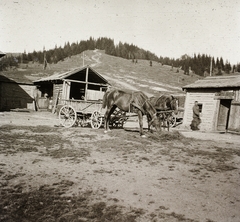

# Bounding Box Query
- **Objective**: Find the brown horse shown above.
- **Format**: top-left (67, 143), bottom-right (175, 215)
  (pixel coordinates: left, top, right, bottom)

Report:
top-left (102, 89), bottom-right (161, 137)
top-left (150, 94), bottom-right (179, 130)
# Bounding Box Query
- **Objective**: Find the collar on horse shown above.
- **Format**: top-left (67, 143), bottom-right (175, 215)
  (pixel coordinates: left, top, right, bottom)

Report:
top-left (129, 91), bottom-right (147, 114)
top-left (129, 94), bottom-right (158, 127)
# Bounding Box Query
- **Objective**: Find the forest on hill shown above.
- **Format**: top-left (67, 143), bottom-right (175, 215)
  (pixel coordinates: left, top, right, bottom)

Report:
top-left (0, 36), bottom-right (239, 76)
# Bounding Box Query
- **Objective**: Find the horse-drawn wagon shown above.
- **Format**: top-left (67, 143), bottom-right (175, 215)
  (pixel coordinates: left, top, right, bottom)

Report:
top-left (34, 66), bottom-right (180, 134)
top-left (60, 86), bottom-right (180, 137)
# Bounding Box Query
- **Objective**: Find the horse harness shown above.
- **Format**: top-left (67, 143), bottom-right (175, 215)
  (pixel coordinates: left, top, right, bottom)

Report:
top-left (128, 91), bottom-right (149, 114)
top-left (128, 93), bottom-right (159, 126)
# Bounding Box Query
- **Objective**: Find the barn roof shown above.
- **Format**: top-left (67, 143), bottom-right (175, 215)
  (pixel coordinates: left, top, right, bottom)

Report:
top-left (0, 51), bottom-right (6, 58)
top-left (0, 72), bottom-right (33, 85)
top-left (34, 65), bottom-right (109, 85)
top-left (182, 75), bottom-right (240, 90)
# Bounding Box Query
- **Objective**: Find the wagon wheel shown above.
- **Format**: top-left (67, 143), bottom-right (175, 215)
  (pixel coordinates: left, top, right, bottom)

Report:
top-left (90, 110), bottom-right (103, 129)
top-left (168, 114), bottom-right (176, 128)
top-left (110, 108), bottom-right (126, 128)
top-left (59, 105), bottom-right (77, 128)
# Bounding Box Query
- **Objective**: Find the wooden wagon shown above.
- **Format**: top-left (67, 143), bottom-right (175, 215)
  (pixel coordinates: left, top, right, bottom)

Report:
top-left (57, 66), bottom-right (109, 128)
top-left (59, 99), bottom-right (104, 128)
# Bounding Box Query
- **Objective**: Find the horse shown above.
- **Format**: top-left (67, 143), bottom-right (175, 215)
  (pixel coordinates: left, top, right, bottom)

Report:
top-left (102, 89), bottom-right (161, 137)
top-left (149, 94), bottom-right (179, 130)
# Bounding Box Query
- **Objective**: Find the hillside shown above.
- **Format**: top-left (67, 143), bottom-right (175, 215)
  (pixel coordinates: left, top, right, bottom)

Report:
top-left (3, 49), bottom-right (202, 102)
top-left (29, 50), bottom-right (201, 94)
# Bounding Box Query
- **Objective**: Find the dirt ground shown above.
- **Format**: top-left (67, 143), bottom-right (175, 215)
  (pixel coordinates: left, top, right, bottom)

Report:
top-left (0, 111), bottom-right (240, 222)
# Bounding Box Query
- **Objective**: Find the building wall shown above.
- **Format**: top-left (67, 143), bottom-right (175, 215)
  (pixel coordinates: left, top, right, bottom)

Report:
top-left (228, 89), bottom-right (240, 132)
top-left (0, 82), bottom-right (35, 111)
top-left (182, 91), bottom-right (219, 131)
top-left (183, 88), bottom-right (240, 132)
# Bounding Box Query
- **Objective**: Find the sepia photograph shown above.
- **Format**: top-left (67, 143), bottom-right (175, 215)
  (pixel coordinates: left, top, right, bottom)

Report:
top-left (1, 0), bottom-right (240, 221)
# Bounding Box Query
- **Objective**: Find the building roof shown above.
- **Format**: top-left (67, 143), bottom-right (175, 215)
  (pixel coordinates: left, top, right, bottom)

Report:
top-left (0, 51), bottom-right (6, 58)
top-left (182, 75), bottom-right (240, 90)
top-left (0, 72), bottom-right (33, 85)
top-left (34, 65), bottom-right (109, 85)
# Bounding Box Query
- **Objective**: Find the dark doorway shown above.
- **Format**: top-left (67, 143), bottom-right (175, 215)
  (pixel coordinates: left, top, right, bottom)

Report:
top-left (217, 99), bottom-right (231, 131)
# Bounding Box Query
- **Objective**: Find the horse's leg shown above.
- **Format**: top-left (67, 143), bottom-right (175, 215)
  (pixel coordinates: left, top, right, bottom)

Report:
top-left (158, 115), bottom-right (162, 132)
top-left (163, 114), bottom-right (167, 131)
top-left (167, 113), bottom-right (171, 131)
top-left (146, 114), bottom-right (152, 133)
top-left (104, 105), bottom-right (116, 133)
top-left (104, 107), bottom-right (111, 132)
top-left (159, 113), bottom-right (163, 131)
top-left (167, 118), bottom-right (170, 131)
top-left (137, 110), bottom-right (145, 137)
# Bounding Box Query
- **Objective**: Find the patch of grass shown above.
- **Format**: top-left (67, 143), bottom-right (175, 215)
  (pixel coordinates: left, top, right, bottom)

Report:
top-left (181, 145), bottom-right (238, 173)
top-left (0, 125), bottom-right (57, 133)
top-left (0, 125), bottom-right (71, 155)
top-left (42, 146), bottom-right (90, 163)
top-left (0, 182), bottom-right (143, 222)
top-left (147, 130), bottom-right (191, 146)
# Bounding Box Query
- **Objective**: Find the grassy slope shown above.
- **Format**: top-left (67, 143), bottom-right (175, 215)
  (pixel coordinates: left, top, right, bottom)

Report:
top-left (3, 49), bottom-right (202, 105)
top-left (46, 50), bottom-right (200, 95)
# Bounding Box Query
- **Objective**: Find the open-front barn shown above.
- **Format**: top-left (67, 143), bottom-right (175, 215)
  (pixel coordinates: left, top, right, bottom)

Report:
top-left (182, 75), bottom-right (240, 133)
top-left (33, 65), bottom-right (110, 112)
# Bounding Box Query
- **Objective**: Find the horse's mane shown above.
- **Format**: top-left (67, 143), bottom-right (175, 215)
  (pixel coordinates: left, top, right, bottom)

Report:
top-left (150, 94), bottom-right (177, 111)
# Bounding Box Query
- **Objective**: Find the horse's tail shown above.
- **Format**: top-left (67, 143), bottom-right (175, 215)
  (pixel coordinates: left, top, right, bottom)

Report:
top-left (102, 90), bottom-right (110, 109)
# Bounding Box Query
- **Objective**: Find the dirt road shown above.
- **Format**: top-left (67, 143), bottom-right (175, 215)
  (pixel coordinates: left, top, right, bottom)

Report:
top-left (0, 111), bottom-right (240, 222)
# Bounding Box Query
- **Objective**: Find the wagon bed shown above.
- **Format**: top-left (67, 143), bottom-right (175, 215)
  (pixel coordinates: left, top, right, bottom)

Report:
top-left (59, 99), bottom-right (105, 128)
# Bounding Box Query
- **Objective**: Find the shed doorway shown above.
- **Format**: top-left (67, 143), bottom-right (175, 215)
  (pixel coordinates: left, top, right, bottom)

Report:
top-left (217, 99), bottom-right (231, 131)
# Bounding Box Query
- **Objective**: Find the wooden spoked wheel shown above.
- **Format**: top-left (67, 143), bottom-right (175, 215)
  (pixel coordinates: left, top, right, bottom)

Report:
top-left (90, 110), bottom-right (103, 129)
top-left (59, 105), bottom-right (77, 128)
top-left (110, 108), bottom-right (126, 128)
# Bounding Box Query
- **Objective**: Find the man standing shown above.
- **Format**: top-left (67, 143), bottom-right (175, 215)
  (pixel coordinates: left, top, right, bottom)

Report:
top-left (191, 101), bottom-right (201, 130)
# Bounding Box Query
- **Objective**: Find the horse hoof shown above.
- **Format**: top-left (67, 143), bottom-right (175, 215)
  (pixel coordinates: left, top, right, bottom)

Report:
top-left (141, 135), bottom-right (147, 138)
top-left (104, 130), bottom-right (108, 133)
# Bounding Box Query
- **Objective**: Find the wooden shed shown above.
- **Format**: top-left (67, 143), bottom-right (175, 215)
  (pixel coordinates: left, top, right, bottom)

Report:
top-left (33, 65), bottom-right (109, 112)
top-left (182, 75), bottom-right (240, 132)
top-left (0, 72), bottom-right (36, 111)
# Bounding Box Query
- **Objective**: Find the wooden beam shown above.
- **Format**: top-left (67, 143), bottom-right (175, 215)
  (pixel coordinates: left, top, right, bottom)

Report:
top-left (84, 67), bottom-right (89, 101)
top-left (63, 79), bottom-right (108, 87)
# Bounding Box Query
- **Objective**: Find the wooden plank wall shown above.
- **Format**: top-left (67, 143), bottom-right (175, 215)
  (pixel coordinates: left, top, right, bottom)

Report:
top-left (182, 91), bottom-right (218, 131)
top-left (86, 89), bottom-right (105, 101)
top-left (228, 89), bottom-right (240, 132)
top-left (53, 84), bottom-right (63, 105)
top-left (0, 82), bottom-right (35, 111)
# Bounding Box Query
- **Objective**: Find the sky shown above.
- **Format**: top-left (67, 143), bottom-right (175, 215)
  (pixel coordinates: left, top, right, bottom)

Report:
top-left (1, 0), bottom-right (240, 64)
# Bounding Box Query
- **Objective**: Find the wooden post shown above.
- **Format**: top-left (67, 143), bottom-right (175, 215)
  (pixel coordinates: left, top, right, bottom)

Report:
top-left (84, 66), bottom-right (89, 101)
top-left (52, 90), bottom-right (60, 114)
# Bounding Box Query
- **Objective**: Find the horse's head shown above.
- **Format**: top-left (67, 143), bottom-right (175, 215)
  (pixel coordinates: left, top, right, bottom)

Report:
top-left (149, 113), bottom-right (161, 132)
top-left (170, 95), bottom-right (179, 115)
top-left (144, 100), bottom-right (161, 132)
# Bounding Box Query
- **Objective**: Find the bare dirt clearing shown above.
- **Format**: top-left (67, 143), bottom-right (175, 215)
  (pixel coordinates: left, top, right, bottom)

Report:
top-left (0, 111), bottom-right (240, 222)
